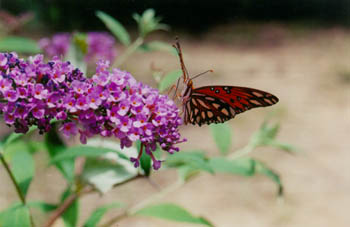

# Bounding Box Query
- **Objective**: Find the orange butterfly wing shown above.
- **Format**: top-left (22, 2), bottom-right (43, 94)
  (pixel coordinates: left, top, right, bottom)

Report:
top-left (184, 86), bottom-right (279, 126)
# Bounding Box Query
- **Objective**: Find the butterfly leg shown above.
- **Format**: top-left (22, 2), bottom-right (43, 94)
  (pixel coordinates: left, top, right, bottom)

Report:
top-left (179, 96), bottom-right (190, 116)
top-left (168, 84), bottom-right (176, 95)
top-left (168, 84), bottom-right (182, 100)
top-left (172, 77), bottom-right (182, 99)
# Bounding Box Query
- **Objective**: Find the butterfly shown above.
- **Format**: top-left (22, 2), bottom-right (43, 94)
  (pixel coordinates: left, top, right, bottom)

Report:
top-left (171, 39), bottom-right (279, 126)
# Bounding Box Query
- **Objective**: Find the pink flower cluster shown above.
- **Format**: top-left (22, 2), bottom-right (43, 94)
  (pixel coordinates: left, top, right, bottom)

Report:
top-left (0, 52), bottom-right (184, 169)
top-left (39, 32), bottom-right (117, 63)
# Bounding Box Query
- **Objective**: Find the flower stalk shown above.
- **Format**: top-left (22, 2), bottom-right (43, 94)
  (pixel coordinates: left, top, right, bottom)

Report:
top-left (113, 37), bottom-right (144, 67)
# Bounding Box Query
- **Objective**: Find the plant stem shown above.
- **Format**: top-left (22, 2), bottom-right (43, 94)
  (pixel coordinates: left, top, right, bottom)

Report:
top-left (0, 154), bottom-right (26, 204)
top-left (114, 37), bottom-right (144, 68)
top-left (43, 193), bottom-right (77, 227)
top-left (129, 179), bottom-right (183, 214)
top-left (228, 144), bottom-right (256, 160)
top-left (0, 152), bottom-right (35, 227)
top-left (43, 186), bottom-right (93, 227)
top-left (44, 174), bottom-right (144, 227)
top-left (44, 155), bottom-right (92, 227)
top-left (100, 179), bottom-right (184, 227)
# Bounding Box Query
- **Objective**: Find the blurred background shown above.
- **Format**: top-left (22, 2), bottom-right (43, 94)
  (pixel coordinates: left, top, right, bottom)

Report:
top-left (0, 0), bottom-right (349, 227)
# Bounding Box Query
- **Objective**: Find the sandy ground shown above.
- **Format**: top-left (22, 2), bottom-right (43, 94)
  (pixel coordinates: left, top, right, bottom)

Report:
top-left (1, 25), bottom-right (350, 227)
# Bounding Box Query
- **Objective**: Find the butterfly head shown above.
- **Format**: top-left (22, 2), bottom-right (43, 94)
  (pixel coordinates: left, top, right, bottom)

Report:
top-left (186, 79), bottom-right (193, 87)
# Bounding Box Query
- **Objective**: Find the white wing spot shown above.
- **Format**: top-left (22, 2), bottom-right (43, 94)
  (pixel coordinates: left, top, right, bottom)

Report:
top-left (212, 103), bottom-right (220, 109)
top-left (229, 107), bottom-right (236, 116)
top-left (194, 108), bottom-right (199, 115)
top-left (205, 96), bottom-right (216, 101)
top-left (197, 99), bottom-right (211, 109)
top-left (250, 100), bottom-right (261, 105)
top-left (221, 108), bottom-right (229, 116)
top-left (264, 98), bottom-right (273, 105)
top-left (252, 91), bottom-right (264, 97)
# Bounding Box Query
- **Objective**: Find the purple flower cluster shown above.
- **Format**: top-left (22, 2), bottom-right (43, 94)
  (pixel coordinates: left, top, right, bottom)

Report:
top-left (38, 33), bottom-right (71, 58)
top-left (0, 52), bottom-right (184, 169)
top-left (39, 32), bottom-right (117, 63)
top-left (85, 32), bottom-right (117, 64)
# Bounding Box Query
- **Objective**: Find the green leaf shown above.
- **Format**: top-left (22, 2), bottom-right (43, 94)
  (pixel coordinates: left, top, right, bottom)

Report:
top-left (135, 203), bottom-right (212, 226)
top-left (142, 9), bottom-right (156, 25)
top-left (50, 146), bottom-right (121, 164)
top-left (45, 125), bottom-right (74, 182)
top-left (72, 32), bottom-right (88, 54)
top-left (3, 133), bottom-right (25, 148)
top-left (255, 161), bottom-right (283, 196)
top-left (0, 203), bottom-right (21, 224)
top-left (140, 151), bottom-right (151, 176)
top-left (210, 157), bottom-right (283, 196)
top-left (249, 121), bottom-right (297, 155)
top-left (27, 140), bottom-right (46, 154)
top-left (8, 149), bottom-right (34, 198)
top-left (266, 140), bottom-right (299, 154)
top-left (3, 126), bottom-right (37, 148)
top-left (136, 141), bottom-right (151, 176)
top-left (210, 123), bottom-right (232, 155)
top-left (132, 13), bottom-right (141, 24)
top-left (158, 69), bottom-right (182, 92)
top-left (3, 141), bottom-right (34, 197)
top-left (82, 154), bottom-right (138, 194)
top-left (96, 11), bottom-right (130, 46)
top-left (133, 9), bottom-right (169, 38)
top-left (178, 165), bottom-right (200, 182)
top-left (153, 146), bottom-right (163, 160)
top-left (209, 157), bottom-right (255, 176)
top-left (0, 36), bottom-right (40, 53)
top-left (86, 138), bottom-right (131, 160)
top-left (139, 41), bottom-right (177, 55)
top-left (83, 203), bottom-right (123, 227)
top-left (251, 122), bottom-right (280, 147)
top-left (165, 151), bottom-right (214, 174)
top-left (0, 204), bottom-right (31, 227)
top-left (66, 38), bottom-right (87, 74)
top-left (262, 122), bottom-right (280, 139)
top-left (61, 189), bottom-right (79, 227)
top-left (27, 201), bottom-right (57, 213)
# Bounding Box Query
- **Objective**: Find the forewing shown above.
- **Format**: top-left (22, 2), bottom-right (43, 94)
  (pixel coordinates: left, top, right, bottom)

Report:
top-left (185, 86), bottom-right (279, 126)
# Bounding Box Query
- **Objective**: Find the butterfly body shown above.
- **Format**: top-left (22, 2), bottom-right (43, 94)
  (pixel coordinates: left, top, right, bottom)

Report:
top-left (173, 39), bottom-right (279, 126)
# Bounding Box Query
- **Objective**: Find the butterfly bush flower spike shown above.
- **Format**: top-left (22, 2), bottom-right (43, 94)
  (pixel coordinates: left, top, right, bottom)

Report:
top-left (85, 32), bottom-right (117, 63)
top-left (0, 52), bottom-right (185, 170)
top-left (39, 32), bottom-right (117, 63)
top-left (38, 33), bottom-right (71, 57)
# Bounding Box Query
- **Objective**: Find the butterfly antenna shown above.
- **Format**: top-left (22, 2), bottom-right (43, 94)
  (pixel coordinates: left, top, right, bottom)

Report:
top-left (190, 69), bottom-right (214, 80)
top-left (173, 37), bottom-right (190, 82)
